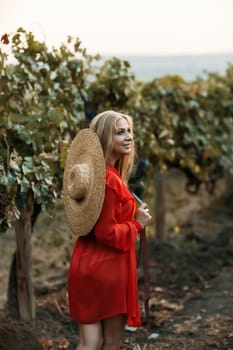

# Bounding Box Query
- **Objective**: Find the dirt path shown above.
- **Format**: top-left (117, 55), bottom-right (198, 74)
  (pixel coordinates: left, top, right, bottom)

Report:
top-left (183, 266), bottom-right (233, 317)
top-left (156, 266), bottom-right (233, 349)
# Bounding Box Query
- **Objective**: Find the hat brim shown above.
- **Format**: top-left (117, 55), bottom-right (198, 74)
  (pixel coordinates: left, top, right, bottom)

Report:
top-left (63, 129), bottom-right (105, 236)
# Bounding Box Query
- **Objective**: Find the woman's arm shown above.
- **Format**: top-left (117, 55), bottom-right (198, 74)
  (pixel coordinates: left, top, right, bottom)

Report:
top-left (94, 187), bottom-right (142, 252)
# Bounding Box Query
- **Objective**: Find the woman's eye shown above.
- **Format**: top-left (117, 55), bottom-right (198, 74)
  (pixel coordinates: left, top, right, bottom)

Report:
top-left (116, 129), bottom-right (131, 135)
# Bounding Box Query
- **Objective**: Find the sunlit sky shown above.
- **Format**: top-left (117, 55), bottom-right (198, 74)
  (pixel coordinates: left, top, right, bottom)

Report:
top-left (1, 0), bottom-right (233, 56)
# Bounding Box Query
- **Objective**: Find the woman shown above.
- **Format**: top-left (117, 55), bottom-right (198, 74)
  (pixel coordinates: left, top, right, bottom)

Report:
top-left (68, 110), bottom-right (151, 350)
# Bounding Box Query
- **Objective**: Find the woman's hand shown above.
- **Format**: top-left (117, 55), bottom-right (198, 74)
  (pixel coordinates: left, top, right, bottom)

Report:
top-left (135, 202), bottom-right (152, 228)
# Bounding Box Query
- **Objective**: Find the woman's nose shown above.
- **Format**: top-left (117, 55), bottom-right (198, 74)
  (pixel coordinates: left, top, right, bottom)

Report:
top-left (125, 132), bottom-right (132, 141)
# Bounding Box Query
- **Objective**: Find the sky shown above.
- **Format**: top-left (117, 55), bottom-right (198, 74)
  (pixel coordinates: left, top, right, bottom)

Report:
top-left (1, 0), bottom-right (233, 56)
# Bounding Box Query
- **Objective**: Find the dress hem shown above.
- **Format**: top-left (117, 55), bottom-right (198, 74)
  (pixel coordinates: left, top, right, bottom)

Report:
top-left (70, 311), bottom-right (141, 327)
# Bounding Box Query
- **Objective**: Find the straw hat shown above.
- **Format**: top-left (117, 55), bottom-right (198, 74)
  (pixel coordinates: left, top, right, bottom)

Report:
top-left (63, 128), bottom-right (105, 236)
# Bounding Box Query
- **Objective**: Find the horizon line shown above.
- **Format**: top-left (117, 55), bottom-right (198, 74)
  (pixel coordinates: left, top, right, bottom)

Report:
top-left (100, 51), bottom-right (233, 58)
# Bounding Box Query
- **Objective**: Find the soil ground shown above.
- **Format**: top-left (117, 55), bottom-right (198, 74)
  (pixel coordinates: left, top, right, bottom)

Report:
top-left (0, 172), bottom-right (233, 350)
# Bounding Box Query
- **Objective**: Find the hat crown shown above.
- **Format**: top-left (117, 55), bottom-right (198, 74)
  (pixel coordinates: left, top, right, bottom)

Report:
top-left (67, 163), bottom-right (90, 201)
top-left (63, 128), bottom-right (105, 236)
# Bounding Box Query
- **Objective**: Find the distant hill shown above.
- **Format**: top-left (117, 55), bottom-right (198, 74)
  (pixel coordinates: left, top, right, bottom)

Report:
top-left (104, 53), bottom-right (233, 82)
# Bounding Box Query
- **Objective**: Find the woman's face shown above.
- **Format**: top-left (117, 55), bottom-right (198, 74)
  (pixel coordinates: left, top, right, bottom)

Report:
top-left (111, 117), bottom-right (133, 163)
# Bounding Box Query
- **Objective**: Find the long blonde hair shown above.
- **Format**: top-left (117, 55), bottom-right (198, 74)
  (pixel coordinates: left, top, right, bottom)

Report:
top-left (89, 110), bottom-right (135, 182)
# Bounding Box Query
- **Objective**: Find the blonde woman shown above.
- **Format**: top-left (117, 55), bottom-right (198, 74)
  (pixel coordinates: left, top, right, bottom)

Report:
top-left (68, 111), bottom-right (151, 350)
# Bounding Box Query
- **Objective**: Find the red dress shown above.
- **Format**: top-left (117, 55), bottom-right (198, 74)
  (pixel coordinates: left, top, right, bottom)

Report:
top-left (68, 164), bottom-right (142, 326)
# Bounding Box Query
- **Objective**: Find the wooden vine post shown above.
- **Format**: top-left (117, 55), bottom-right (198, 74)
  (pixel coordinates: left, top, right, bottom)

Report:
top-left (14, 205), bottom-right (35, 320)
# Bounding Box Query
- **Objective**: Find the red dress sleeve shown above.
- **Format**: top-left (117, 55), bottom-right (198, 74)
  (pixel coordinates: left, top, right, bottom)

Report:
top-left (93, 170), bottom-right (142, 252)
